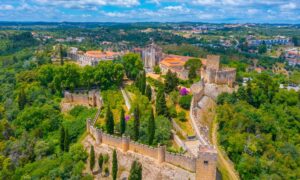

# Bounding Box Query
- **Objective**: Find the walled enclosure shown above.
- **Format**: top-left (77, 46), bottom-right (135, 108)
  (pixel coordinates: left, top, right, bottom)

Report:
top-left (201, 55), bottom-right (236, 87)
top-left (86, 119), bottom-right (217, 180)
top-left (64, 90), bottom-right (102, 107)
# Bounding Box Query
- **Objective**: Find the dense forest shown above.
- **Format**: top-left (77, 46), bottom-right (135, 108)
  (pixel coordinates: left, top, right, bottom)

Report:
top-left (0, 32), bottom-right (119, 179)
top-left (217, 73), bottom-right (300, 179)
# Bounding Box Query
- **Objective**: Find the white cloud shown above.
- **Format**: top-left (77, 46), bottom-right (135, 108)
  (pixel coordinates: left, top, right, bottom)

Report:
top-left (247, 9), bottom-right (259, 15)
top-left (106, 12), bottom-right (127, 17)
top-left (0, 5), bottom-right (14, 10)
top-left (280, 2), bottom-right (297, 11)
top-left (34, 0), bottom-right (140, 8)
top-left (164, 6), bottom-right (183, 11)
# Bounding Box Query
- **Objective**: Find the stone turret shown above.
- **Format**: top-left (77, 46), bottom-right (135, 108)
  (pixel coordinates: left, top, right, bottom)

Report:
top-left (122, 135), bottom-right (130, 152)
top-left (157, 144), bottom-right (166, 163)
top-left (86, 118), bottom-right (91, 134)
top-left (95, 129), bottom-right (102, 145)
top-left (196, 145), bottom-right (217, 180)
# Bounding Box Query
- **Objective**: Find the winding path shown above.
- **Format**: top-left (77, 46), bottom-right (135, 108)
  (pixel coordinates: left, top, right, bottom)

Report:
top-left (121, 88), bottom-right (131, 110)
top-left (211, 119), bottom-right (240, 180)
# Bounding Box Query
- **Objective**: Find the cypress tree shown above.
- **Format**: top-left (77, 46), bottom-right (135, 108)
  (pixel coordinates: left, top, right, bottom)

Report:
top-left (90, 145), bottom-right (95, 171)
top-left (60, 126), bottom-right (65, 151)
top-left (145, 84), bottom-right (152, 101)
top-left (112, 149), bottom-right (118, 180)
top-left (120, 108), bottom-right (126, 135)
top-left (140, 70), bottom-right (146, 94)
top-left (98, 153), bottom-right (104, 171)
top-left (129, 161), bottom-right (142, 180)
top-left (18, 89), bottom-right (27, 110)
top-left (105, 106), bottom-right (114, 134)
top-left (64, 128), bottom-right (70, 152)
top-left (148, 108), bottom-right (155, 145)
top-left (155, 89), bottom-right (168, 117)
top-left (164, 70), bottom-right (178, 93)
top-left (59, 44), bottom-right (64, 65)
top-left (133, 105), bottom-right (140, 141)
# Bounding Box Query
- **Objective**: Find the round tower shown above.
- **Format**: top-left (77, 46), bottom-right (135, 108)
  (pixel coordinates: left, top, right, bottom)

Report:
top-left (95, 129), bottom-right (102, 145)
top-left (157, 144), bottom-right (166, 163)
top-left (122, 135), bottom-right (130, 152)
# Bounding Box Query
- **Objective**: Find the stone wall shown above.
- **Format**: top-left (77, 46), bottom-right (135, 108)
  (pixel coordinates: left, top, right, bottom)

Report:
top-left (201, 55), bottom-right (236, 87)
top-left (129, 142), bottom-right (158, 159)
top-left (165, 152), bottom-right (196, 172)
top-left (64, 90), bottom-right (102, 107)
top-left (102, 133), bottom-right (123, 149)
top-left (215, 68), bottom-right (236, 86)
top-left (86, 119), bottom-right (221, 179)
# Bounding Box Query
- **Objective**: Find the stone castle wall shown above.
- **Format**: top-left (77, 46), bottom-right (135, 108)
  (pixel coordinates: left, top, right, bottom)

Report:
top-left (129, 142), bottom-right (158, 159)
top-left (86, 120), bottom-right (217, 179)
top-left (202, 55), bottom-right (236, 87)
top-left (64, 90), bottom-right (102, 107)
top-left (165, 152), bottom-right (196, 172)
top-left (102, 133), bottom-right (123, 149)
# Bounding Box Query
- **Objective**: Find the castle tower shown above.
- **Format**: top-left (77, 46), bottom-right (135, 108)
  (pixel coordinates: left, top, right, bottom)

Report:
top-left (122, 135), bottom-right (130, 152)
top-left (95, 129), bottom-right (102, 145)
top-left (86, 119), bottom-right (91, 134)
top-left (206, 55), bottom-right (220, 71)
top-left (157, 144), bottom-right (166, 163)
top-left (196, 145), bottom-right (217, 180)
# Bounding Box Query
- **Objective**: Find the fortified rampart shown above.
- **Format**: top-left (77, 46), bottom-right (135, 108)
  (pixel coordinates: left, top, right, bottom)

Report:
top-left (64, 89), bottom-right (102, 107)
top-left (201, 55), bottom-right (236, 87)
top-left (87, 119), bottom-right (217, 180)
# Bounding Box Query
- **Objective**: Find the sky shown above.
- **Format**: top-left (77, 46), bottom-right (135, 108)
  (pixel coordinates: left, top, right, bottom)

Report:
top-left (0, 0), bottom-right (299, 23)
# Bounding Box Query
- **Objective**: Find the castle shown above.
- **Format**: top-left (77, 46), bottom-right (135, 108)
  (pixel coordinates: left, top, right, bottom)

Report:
top-left (201, 55), bottom-right (236, 87)
top-left (141, 43), bottom-right (163, 70)
top-left (64, 90), bottom-right (102, 107)
top-left (86, 119), bottom-right (217, 180)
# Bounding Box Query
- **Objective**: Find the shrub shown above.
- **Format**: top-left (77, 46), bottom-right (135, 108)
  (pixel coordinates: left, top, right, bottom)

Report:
top-left (179, 95), bottom-right (192, 110)
top-left (178, 111), bottom-right (186, 122)
top-left (169, 106), bottom-right (177, 118)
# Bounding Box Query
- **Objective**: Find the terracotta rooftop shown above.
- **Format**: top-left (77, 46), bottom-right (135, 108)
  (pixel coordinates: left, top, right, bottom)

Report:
top-left (85, 50), bottom-right (119, 58)
top-left (160, 55), bottom-right (193, 67)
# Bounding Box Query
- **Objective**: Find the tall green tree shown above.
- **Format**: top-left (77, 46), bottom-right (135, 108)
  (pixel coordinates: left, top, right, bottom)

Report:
top-left (112, 149), bottom-right (118, 180)
top-left (164, 70), bottom-right (178, 93)
top-left (155, 89), bottom-right (168, 117)
top-left (122, 53), bottom-right (143, 80)
top-left (129, 160), bottom-right (142, 180)
top-left (135, 70), bottom-right (146, 94)
top-left (90, 145), bottom-right (95, 171)
top-left (59, 44), bottom-right (64, 65)
top-left (145, 84), bottom-right (152, 101)
top-left (184, 58), bottom-right (201, 80)
top-left (98, 153), bottom-right (104, 171)
top-left (133, 105), bottom-right (140, 141)
top-left (60, 126), bottom-right (65, 151)
top-left (258, 41), bottom-right (267, 54)
top-left (64, 128), bottom-right (70, 152)
top-left (105, 106), bottom-right (114, 134)
top-left (148, 108), bottom-right (155, 145)
top-left (120, 108), bottom-right (126, 135)
top-left (18, 89), bottom-right (27, 110)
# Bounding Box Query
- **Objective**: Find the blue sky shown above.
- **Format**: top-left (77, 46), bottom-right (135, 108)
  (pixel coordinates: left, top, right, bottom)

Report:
top-left (0, 0), bottom-right (299, 23)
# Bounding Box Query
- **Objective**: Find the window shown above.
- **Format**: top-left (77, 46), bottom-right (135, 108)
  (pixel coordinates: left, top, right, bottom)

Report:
top-left (204, 160), bottom-right (209, 165)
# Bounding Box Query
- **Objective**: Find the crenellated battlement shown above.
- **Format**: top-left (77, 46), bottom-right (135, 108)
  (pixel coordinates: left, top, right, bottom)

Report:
top-left (86, 119), bottom-right (217, 179)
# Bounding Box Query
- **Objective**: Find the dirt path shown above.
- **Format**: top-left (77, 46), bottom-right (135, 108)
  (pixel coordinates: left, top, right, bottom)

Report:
top-left (212, 119), bottom-right (240, 180)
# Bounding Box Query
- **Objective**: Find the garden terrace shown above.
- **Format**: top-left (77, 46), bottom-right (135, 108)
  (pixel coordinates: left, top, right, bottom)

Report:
top-left (95, 89), bottom-right (129, 132)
